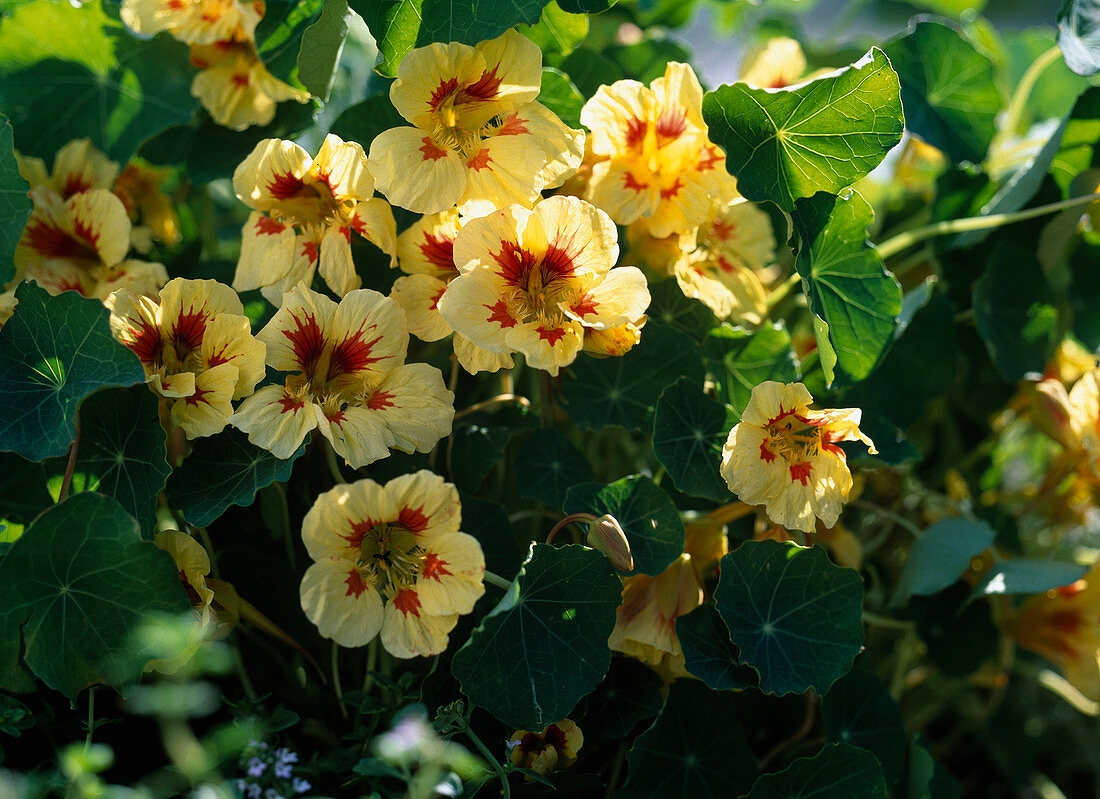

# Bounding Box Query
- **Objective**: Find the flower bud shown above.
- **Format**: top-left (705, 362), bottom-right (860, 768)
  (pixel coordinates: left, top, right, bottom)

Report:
top-left (586, 514), bottom-right (633, 572)
top-left (1031, 378), bottom-right (1082, 452)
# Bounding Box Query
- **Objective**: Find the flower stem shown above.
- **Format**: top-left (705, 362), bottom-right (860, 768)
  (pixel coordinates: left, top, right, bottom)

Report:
top-left (332, 641), bottom-right (348, 720)
top-left (454, 393), bottom-right (532, 420)
top-left (58, 413), bottom-right (81, 503)
top-left (765, 273), bottom-right (802, 311)
top-left (463, 723), bottom-right (511, 799)
top-left (83, 686), bottom-right (97, 753)
top-left (483, 569), bottom-right (514, 591)
top-left (322, 436), bottom-right (348, 484)
top-left (997, 45), bottom-right (1062, 143)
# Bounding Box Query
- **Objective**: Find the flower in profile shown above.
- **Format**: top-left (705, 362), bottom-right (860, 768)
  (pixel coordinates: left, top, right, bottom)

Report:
top-left (1032, 369), bottom-right (1100, 473)
top-left (17, 138), bottom-right (118, 199)
top-left (106, 277), bottom-right (265, 438)
top-left (369, 29), bottom-right (584, 216)
top-left (1010, 563), bottom-right (1100, 701)
top-left (437, 196), bottom-right (650, 374)
top-left (120, 0), bottom-right (263, 45)
top-left (580, 61), bottom-right (734, 238)
top-left (299, 471), bottom-right (485, 657)
top-left (190, 40), bottom-right (310, 132)
top-left (507, 720), bottom-right (583, 778)
top-left (113, 160), bottom-right (182, 248)
top-left (232, 135), bottom-right (396, 303)
top-left (720, 381), bottom-right (875, 533)
top-left (231, 283), bottom-right (454, 467)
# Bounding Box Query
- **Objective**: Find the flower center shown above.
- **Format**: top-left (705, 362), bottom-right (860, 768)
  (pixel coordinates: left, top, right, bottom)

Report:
top-left (765, 414), bottom-right (823, 464)
top-left (357, 522), bottom-right (424, 598)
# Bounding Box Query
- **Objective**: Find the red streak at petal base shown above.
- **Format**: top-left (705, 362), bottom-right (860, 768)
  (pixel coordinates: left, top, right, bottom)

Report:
top-left (467, 149), bottom-right (492, 171)
top-left (419, 137), bottom-right (449, 162)
top-left (367, 390), bottom-right (395, 410)
top-left (463, 66), bottom-right (502, 101)
top-left (301, 240), bottom-right (319, 264)
top-left (398, 505), bottom-right (430, 533)
top-left (128, 322), bottom-right (163, 365)
top-left (25, 220), bottom-right (87, 259)
top-left (429, 286), bottom-right (446, 311)
top-left (623, 117), bottom-right (647, 149)
top-left (392, 588), bottom-right (422, 617)
top-left (623, 172), bottom-right (648, 193)
top-left (493, 242), bottom-right (539, 286)
top-left (759, 439), bottom-right (776, 463)
top-left (172, 309), bottom-right (209, 354)
top-left (541, 244), bottom-right (575, 279)
top-left (655, 111), bottom-right (687, 142)
top-left (536, 326), bottom-right (567, 346)
top-left (267, 172), bottom-right (308, 200)
top-left (183, 386), bottom-right (210, 407)
top-left (277, 393), bottom-right (305, 415)
top-left (282, 312), bottom-right (325, 371)
top-left (710, 218), bottom-right (735, 241)
top-left (231, 72), bottom-right (250, 88)
top-left (342, 518), bottom-right (377, 547)
top-left (789, 461), bottom-right (812, 485)
top-left (421, 552), bottom-right (453, 581)
top-left (419, 233), bottom-right (455, 273)
top-left (255, 215), bottom-right (286, 236)
top-left (496, 113), bottom-right (528, 136)
top-left (428, 77), bottom-right (459, 111)
top-left (571, 294), bottom-right (599, 318)
top-left (61, 175), bottom-right (92, 198)
top-left (331, 331), bottom-right (384, 377)
top-left (485, 300), bottom-right (517, 329)
top-left (344, 568), bottom-right (369, 598)
top-left (660, 178), bottom-right (683, 201)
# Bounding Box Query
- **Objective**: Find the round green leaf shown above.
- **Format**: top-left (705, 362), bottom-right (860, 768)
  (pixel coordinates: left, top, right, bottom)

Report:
top-left (296, 0), bottom-right (352, 101)
top-left (0, 115), bottom-right (31, 287)
top-left (703, 48), bottom-right (902, 211)
top-left (513, 427), bottom-right (594, 510)
top-left (451, 543), bottom-right (621, 730)
top-left (458, 492), bottom-right (525, 577)
top-left (167, 428), bottom-right (306, 528)
top-left (676, 604), bottom-right (757, 692)
top-left (563, 475), bottom-right (683, 576)
top-left (0, 282), bottom-right (145, 462)
top-left (743, 743), bottom-right (888, 799)
top-left (647, 278), bottom-right (717, 342)
top-left (0, 493), bottom-right (190, 699)
top-left (714, 540), bottom-right (864, 696)
top-left (0, 451), bottom-right (50, 525)
top-left (823, 667), bottom-right (907, 787)
top-left (539, 67), bottom-right (585, 129)
top-left (652, 377), bottom-right (737, 503)
top-left (617, 680), bottom-right (757, 799)
top-left (971, 558), bottom-right (1089, 597)
top-left (519, 2), bottom-right (589, 58)
top-left (580, 656), bottom-right (664, 740)
top-left (702, 323), bottom-right (799, 416)
top-left (891, 518), bottom-right (994, 606)
top-left (449, 405), bottom-right (538, 492)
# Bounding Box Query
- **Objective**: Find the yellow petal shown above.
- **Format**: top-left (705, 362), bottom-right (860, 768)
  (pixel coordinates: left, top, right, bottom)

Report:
top-left (300, 557), bottom-right (384, 647)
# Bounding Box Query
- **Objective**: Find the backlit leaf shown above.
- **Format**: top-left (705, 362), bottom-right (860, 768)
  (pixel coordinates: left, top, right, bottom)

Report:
top-left (892, 518), bottom-right (995, 605)
top-left (297, 0), bottom-right (352, 101)
top-left (1059, 0), bottom-right (1100, 76)
top-left (702, 323), bottom-right (799, 415)
top-left (0, 115), bottom-right (31, 287)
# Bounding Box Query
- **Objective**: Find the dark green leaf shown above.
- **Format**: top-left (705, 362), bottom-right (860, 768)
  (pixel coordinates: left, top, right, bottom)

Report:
top-left (884, 20), bottom-right (1002, 163)
top-left (702, 323), bottom-right (799, 415)
top-left (449, 405), bottom-right (538, 492)
top-left (714, 540), bottom-right (864, 696)
top-left (1059, 0), bottom-right (1100, 76)
top-left (793, 190), bottom-right (902, 385)
top-left (703, 48), bottom-right (902, 211)
top-left (557, 0), bottom-right (614, 10)
top-left (519, 2), bottom-right (588, 57)
top-left (328, 92), bottom-right (406, 147)
top-left (562, 324), bottom-right (705, 432)
top-left (256, 0), bottom-right (323, 83)
top-left (513, 427), bottom-right (594, 509)
top-left (451, 543), bottom-right (621, 730)
top-left (458, 492), bottom-right (524, 576)
top-left (647, 278), bottom-right (717, 341)
top-left (0, 282), bottom-right (144, 461)
top-left (617, 680), bottom-right (756, 799)
top-left (972, 242), bottom-right (1059, 381)
top-left (823, 667), bottom-right (906, 787)
top-left (743, 743), bottom-right (888, 799)
top-left (892, 518), bottom-right (995, 605)
top-left (908, 583), bottom-right (998, 676)
top-left (0, 0), bottom-right (196, 162)
top-left (166, 428), bottom-right (306, 528)
top-left (297, 0), bottom-right (352, 101)
top-left (676, 604), bottom-right (757, 692)
top-left (1051, 87), bottom-right (1100, 193)
top-left (0, 493), bottom-right (189, 699)
top-left (563, 475), bottom-right (683, 576)
top-left (557, 48), bottom-right (625, 98)
top-left (652, 378), bottom-right (736, 503)
top-left (580, 656), bottom-right (663, 740)
top-left (539, 67), bottom-right (585, 129)
top-left (0, 451), bottom-right (50, 524)
top-left (906, 732), bottom-right (961, 799)
top-left (42, 386), bottom-right (169, 539)
top-left (1070, 243), bottom-right (1100, 349)
top-left (972, 559), bottom-right (1089, 597)
top-left (0, 115), bottom-right (31, 287)
top-left (605, 39), bottom-right (690, 85)
top-left (0, 694), bottom-right (33, 737)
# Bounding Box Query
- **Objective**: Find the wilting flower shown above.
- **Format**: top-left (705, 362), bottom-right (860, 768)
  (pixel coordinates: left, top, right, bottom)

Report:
top-left (190, 40), bottom-right (310, 132)
top-left (231, 283), bottom-right (453, 467)
top-left (120, 0), bottom-right (263, 45)
top-left (1010, 562), bottom-right (1100, 700)
top-left (580, 61), bottom-right (733, 239)
top-left (369, 29), bottom-right (584, 216)
top-left (437, 195), bottom-right (650, 374)
top-left (720, 381), bottom-right (876, 533)
top-left (507, 720), bottom-right (583, 778)
top-left (106, 277), bottom-right (265, 438)
top-left (232, 135), bottom-right (396, 303)
top-left (299, 471), bottom-right (485, 657)
top-left (154, 530), bottom-right (242, 635)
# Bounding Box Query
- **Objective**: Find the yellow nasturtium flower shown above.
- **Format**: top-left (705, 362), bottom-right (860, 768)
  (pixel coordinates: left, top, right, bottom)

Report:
top-left (299, 471), bottom-right (485, 658)
top-left (580, 61), bottom-right (734, 239)
top-left (106, 277), bottom-right (266, 438)
top-left (369, 29), bottom-right (584, 216)
top-left (120, 0), bottom-right (263, 45)
top-left (739, 36), bottom-right (808, 89)
top-left (113, 161), bottom-right (183, 249)
top-left (507, 720), bottom-right (583, 778)
top-left (437, 196), bottom-right (650, 375)
top-left (1032, 370), bottom-right (1100, 474)
top-left (231, 283), bottom-right (454, 467)
top-left (720, 381), bottom-right (875, 534)
top-left (232, 135), bottom-right (396, 303)
top-left (17, 138), bottom-right (119, 199)
top-left (190, 40), bottom-right (310, 132)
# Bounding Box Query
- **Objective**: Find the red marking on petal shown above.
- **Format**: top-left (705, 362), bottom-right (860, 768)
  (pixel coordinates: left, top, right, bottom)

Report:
top-left (282, 312), bottom-right (325, 371)
top-left (73, 216), bottom-right (100, 250)
top-left (463, 66), bottom-right (502, 101)
top-left (183, 385), bottom-right (211, 407)
top-left (789, 461), bottom-right (812, 484)
top-left (496, 113), bottom-right (528, 136)
top-left (759, 439), bottom-right (776, 463)
top-left (428, 286), bottom-right (446, 310)
top-left (172, 308), bottom-right (208, 354)
top-left (277, 393), bottom-right (305, 414)
top-left (717, 255), bottom-right (737, 274)
top-left (428, 77), bottom-right (460, 111)
top-left (571, 294), bottom-right (598, 318)
top-left (419, 136), bottom-right (449, 162)
top-left (697, 144), bottom-right (723, 172)
top-left (765, 407), bottom-right (798, 426)
top-left (421, 551), bottom-right (453, 582)
top-left (623, 117), bottom-right (647, 149)
top-left (330, 330), bottom-right (385, 378)
top-left (301, 239), bottom-right (319, 264)
top-left (342, 518), bottom-right (378, 548)
top-left (206, 344), bottom-right (233, 367)
top-left (536, 326), bottom-right (567, 346)
top-left (710, 218), bottom-right (735, 241)
top-left (485, 299), bottom-right (517, 329)
top-left (541, 244), bottom-right (575, 279)
top-left (366, 389), bottom-right (394, 410)
top-left (493, 241), bottom-right (538, 285)
top-left (267, 172), bottom-right (308, 200)
top-left (660, 178), bottom-right (683, 200)
top-left (166, 0), bottom-right (184, 8)
top-left (398, 505), bottom-right (429, 533)
top-left (341, 226), bottom-right (351, 242)
top-left (655, 111), bottom-right (687, 142)
top-left (24, 219), bottom-right (89, 259)
top-left (820, 431), bottom-right (846, 457)
top-left (231, 72), bottom-right (250, 88)
top-left (392, 588), bottom-right (422, 617)
top-left (623, 172), bottom-right (648, 193)
top-left (344, 568), bottom-right (369, 598)
top-left (128, 321), bottom-right (163, 365)
top-left (61, 175), bottom-right (92, 198)
top-left (255, 215), bottom-right (286, 236)
top-left (419, 233), bottom-right (456, 273)
top-left (466, 148), bottom-right (491, 171)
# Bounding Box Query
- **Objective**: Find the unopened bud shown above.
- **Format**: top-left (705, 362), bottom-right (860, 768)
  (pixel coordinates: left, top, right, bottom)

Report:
top-left (586, 514), bottom-right (633, 572)
top-left (1031, 379), bottom-right (1082, 451)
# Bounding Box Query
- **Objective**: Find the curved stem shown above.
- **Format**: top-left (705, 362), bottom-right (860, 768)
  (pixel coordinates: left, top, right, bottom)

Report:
top-left (876, 193), bottom-right (1100, 260)
top-left (332, 641), bottom-right (348, 720)
top-left (862, 611), bottom-right (915, 631)
top-left (765, 273), bottom-right (802, 312)
top-left (998, 45), bottom-right (1063, 142)
top-left (546, 512), bottom-right (596, 544)
top-left (463, 724), bottom-right (511, 799)
top-left (852, 500), bottom-right (923, 538)
top-left (83, 686), bottom-right (97, 753)
top-left (454, 393), bottom-right (532, 421)
top-left (483, 569), bottom-right (514, 591)
top-left (322, 436), bottom-right (347, 484)
top-left (58, 414), bottom-right (81, 503)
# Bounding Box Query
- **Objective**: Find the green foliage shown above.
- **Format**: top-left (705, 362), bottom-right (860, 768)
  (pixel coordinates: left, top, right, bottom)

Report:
top-left (513, 427), bottom-right (593, 509)
top-left (676, 604), bottom-right (757, 691)
top-left (703, 48), bottom-right (903, 211)
top-left (0, 493), bottom-right (189, 699)
top-left (0, 115), bottom-right (30, 287)
top-left (823, 667), bottom-right (907, 787)
top-left (892, 518), bottom-right (995, 605)
top-left (743, 743), bottom-right (888, 798)
top-left (0, 282), bottom-right (145, 461)
top-left (1059, 0), bottom-right (1100, 76)
top-left (297, 0), bottom-right (353, 100)
top-left (449, 405), bottom-right (538, 491)
top-left (702, 323), bottom-right (800, 415)
top-left (971, 559), bottom-right (1089, 596)
top-left (580, 657), bottom-right (664, 739)
top-left (519, 1), bottom-right (588, 57)
top-left (714, 540), bottom-right (864, 696)
top-left (651, 377), bottom-right (736, 502)
top-left (451, 543), bottom-right (621, 729)
top-left (539, 67), bottom-right (585, 129)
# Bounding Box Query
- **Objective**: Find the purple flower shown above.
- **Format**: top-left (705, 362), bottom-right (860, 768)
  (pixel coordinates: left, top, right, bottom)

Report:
top-left (247, 758), bottom-right (267, 777)
top-left (291, 778), bottom-right (311, 794)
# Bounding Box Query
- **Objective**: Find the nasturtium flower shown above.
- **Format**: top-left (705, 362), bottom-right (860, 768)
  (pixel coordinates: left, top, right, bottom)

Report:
top-left (580, 61), bottom-right (734, 239)
top-left (507, 720), bottom-right (583, 778)
top-left (437, 195), bottom-right (650, 374)
top-left (17, 138), bottom-right (118, 199)
top-left (106, 277), bottom-right (265, 438)
top-left (114, 161), bottom-right (182, 248)
top-left (720, 381), bottom-right (875, 533)
top-left (232, 135), bottom-right (396, 303)
top-left (369, 29), bottom-right (584, 216)
top-left (121, 0), bottom-right (262, 45)
top-left (191, 40), bottom-right (310, 132)
top-left (299, 471), bottom-right (485, 658)
top-left (1033, 370), bottom-right (1100, 472)
top-left (231, 283), bottom-right (454, 467)
top-left (739, 36), bottom-right (808, 88)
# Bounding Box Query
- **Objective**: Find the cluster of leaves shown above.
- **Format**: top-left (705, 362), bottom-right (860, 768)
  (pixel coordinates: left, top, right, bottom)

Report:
top-left (3, 0), bottom-right (1100, 797)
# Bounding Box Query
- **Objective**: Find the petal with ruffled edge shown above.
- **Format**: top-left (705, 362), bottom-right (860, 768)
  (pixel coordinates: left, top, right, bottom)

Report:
top-left (312, 134), bottom-right (374, 202)
top-left (259, 283), bottom-right (338, 374)
top-left (349, 198), bottom-right (398, 267)
top-left (300, 557), bottom-right (384, 647)
top-left (380, 588), bottom-right (457, 658)
top-left (105, 288), bottom-right (163, 374)
top-left (706, 199), bottom-right (776, 271)
top-left (259, 242), bottom-right (320, 307)
top-left (389, 40), bottom-right (488, 129)
top-left (160, 277), bottom-right (244, 335)
top-left (562, 266), bottom-right (650, 331)
top-left (586, 159), bottom-right (659, 227)
top-left (301, 478), bottom-right (400, 562)
top-left (50, 139), bottom-right (118, 197)
top-left (319, 225), bottom-right (360, 297)
top-left (320, 404), bottom-right (393, 469)
top-left (396, 208), bottom-right (462, 278)
top-left (415, 531), bottom-right (485, 616)
top-left (326, 288), bottom-right (409, 389)
top-left (68, 189), bottom-right (132, 267)
top-left (391, 274), bottom-right (452, 341)
top-left (154, 530), bottom-right (215, 609)
top-left (673, 256), bottom-right (767, 324)
top-left (93, 259), bottom-right (169, 301)
top-left (580, 78), bottom-right (651, 158)
top-left (720, 421), bottom-right (788, 508)
top-left (524, 194), bottom-right (619, 280)
top-left (200, 314), bottom-right (266, 399)
top-left (436, 269), bottom-right (515, 354)
top-left (506, 317), bottom-right (585, 375)
top-left (739, 381), bottom-right (815, 429)
top-left (231, 383), bottom-right (319, 459)
top-left (380, 470), bottom-right (462, 540)
top-left (454, 333), bottom-right (514, 374)
top-left (233, 137), bottom-right (313, 213)
top-left (170, 361), bottom-right (238, 439)
top-left (369, 127), bottom-right (467, 215)
top-left (234, 211), bottom-right (297, 292)
top-left (450, 204), bottom-right (531, 275)
top-left (155, 371), bottom-right (196, 399)
top-left (651, 62), bottom-right (707, 141)
top-left (363, 362), bottom-right (455, 455)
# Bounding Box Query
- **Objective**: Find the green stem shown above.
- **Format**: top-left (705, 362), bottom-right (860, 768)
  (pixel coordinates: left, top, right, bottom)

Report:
top-left (998, 45), bottom-right (1063, 142)
top-left (362, 638), bottom-right (378, 694)
top-left (863, 611), bottom-right (915, 631)
top-left (765, 273), bottom-right (802, 311)
top-left (58, 414), bottom-right (81, 503)
top-left (464, 724), bottom-right (511, 799)
top-left (876, 193), bottom-right (1100, 260)
top-left (332, 641), bottom-right (348, 720)
top-left (454, 393), bottom-right (532, 421)
top-left (272, 482), bottom-right (296, 571)
top-left (322, 436), bottom-right (348, 484)
top-left (603, 742), bottom-right (627, 799)
top-left (231, 642), bottom-right (259, 704)
top-left (852, 500), bottom-right (923, 538)
top-left (483, 569), bottom-right (514, 591)
top-left (83, 686), bottom-right (97, 753)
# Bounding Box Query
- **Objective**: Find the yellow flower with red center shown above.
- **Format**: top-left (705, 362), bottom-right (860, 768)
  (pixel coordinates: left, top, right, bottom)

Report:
top-left (190, 40), bottom-right (310, 132)
top-left (1010, 563), bottom-right (1100, 701)
top-left (299, 471), bottom-right (485, 657)
top-left (106, 277), bottom-right (266, 438)
top-left (720, 382), bottom-right (875, 534)
top-left (121, 0), bottom-right (263, 45)
top-left (580, 61), bottom-right (735, 239)
top-left (507, 720), bottom-right (583, 778)
top-left (369, 29), bottom-right (584, 216)
top-left (230, 283), bottom-right (454, 467)
top-left (17, 138), bottom-right (118, 199)
top-left (232, 134), bottom-right (396, 304)
top-left (436, 195), bottom-right (650, 375)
